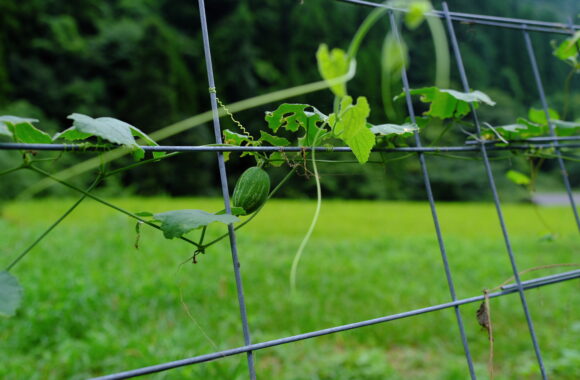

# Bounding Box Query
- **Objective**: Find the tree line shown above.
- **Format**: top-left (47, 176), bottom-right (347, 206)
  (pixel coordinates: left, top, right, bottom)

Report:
top-left (0, 0), bottom-right (577, 200)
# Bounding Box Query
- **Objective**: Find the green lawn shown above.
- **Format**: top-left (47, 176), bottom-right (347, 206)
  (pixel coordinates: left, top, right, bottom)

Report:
top-left (1, 198), bottom-right (579, 379)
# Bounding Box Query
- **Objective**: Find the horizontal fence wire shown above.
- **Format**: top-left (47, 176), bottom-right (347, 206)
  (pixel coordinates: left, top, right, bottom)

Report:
top-left (89, 269), bottom-right (580, 380)
top-left (1, 141), bottom-right (580, 153)
top-left (338, 0), bottom-right (579, 34)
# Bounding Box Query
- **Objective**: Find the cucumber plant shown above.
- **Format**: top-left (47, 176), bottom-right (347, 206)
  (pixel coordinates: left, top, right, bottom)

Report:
top-left (1, 3), bottom-right (578, 319)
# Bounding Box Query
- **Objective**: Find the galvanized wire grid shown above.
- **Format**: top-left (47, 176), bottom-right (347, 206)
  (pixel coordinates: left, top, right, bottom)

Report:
top-left (1, 1), bottom-right (579, 379)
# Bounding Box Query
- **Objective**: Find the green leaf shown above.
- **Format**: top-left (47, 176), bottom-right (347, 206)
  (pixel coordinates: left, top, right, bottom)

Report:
top-left (53, 127), bottom-right (94, 141)
top-left (487, 118), bottom-right (546, 140)
top-left (216, 207), bottom-right (246, 217)
top-left (345, 127), bottom-right (375, 164)
top-left (66, 113), bottom-right (147, 160)
top-left (268, 151), bottom-right (285, 167)
top-left (223, 129), bottom-right (252, 146)
top-left (332, 96), bottom-right (374, 163)
top-left (135, 211), bottom-right (154, 217)
top-left (298, 114), bottom-right (327, 146)
top-left (11, 123), bottom-right (52, 144)
top-left (528, 107), bottom-right (560, 125)
top-left (265, 104), bottom-right (323, 133)
top-left (553, 120), bottom-right (580, 136)
top-left (230, 207), bottom-right (246, 217)
top-left (405, 1), bottom-right (432, 30)
top-left (429, 89), bottom-right (460, 118)
top-left (153, 209), bottom-right (239, 239)
top-left (0, 115), bottom-right (38, 126)
top-left (222, 129), bottom-right (256, 161)
top-left (0, 124), bottom-right (11, 138)
top-left (55, 120), bottom-right (161, 159)
top-left (0, 271), bottom-right (23, 318)
top-left (265, 104), bottom-right (309, 133)
top-left (67, 113), bottom-right (138, 148)
top-left (506, 170), bottom-right (531, 186)
top-left (0, 116), bottom-right (38, 140)
top-left (440, 89), bottom-right (496, 106)
top-left (259, 131), bottom-right (290, 146)
top-left (370, 123), bottom-right (418, 137)
top-left (398, 87), bottom-right (495, 120)
top-left (264, 104), bottom-right (327, 147)
top-left (553, 31), bottom-right (580, 66)
top-left (484, 123), bottom-right (528, 140)
top-left (316, 44), bottom-right (349, 97)
top-left (0, 116), bottom-right (51, 144)
top-left (129, 125), bottom-right (165, 159)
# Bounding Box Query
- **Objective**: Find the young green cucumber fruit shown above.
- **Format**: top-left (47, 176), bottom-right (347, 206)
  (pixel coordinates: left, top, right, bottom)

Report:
top-left (232, 166), bottom-right (271, 215)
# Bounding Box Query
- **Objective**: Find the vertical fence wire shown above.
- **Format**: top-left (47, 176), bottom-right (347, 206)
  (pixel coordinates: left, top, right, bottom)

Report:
top-left (197, 1), bottom-right (256, 379)
top-left (387, 10), bottom-right (477, 379)
top-left (522, 27), bottom-right (580, 232)
top-left (441, 3), bottom-right (547, 378)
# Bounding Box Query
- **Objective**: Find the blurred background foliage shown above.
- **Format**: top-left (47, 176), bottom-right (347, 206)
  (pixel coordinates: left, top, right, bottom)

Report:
top-left (0, 0), bottom-right (578, 200)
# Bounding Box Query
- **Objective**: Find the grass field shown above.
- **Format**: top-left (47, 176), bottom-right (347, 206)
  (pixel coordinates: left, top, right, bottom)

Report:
top-left (1, 197), bottom-right (579, 379)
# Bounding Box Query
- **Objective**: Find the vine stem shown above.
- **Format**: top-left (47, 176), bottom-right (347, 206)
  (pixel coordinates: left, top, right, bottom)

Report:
top-left (430, 152), bottom-right (512, 161)
top-left (526, 151), bottom-right (580, 163)
top-left (27, 165), bottom-right (200, 248)
top-left (290, 147), bottom-right (322, 293)
top-left (347, 7), bottom-right (387, 59)
top-left (103, 152), bottom-right (180, 178)
top-left (0, 165), bottom-right (24, 177)
top-left (202, 166), bottom-right (298, 249)
top-left (5, 175), bottom-right (102, 271)
top-left (198, 226), bottom-right (207, 247)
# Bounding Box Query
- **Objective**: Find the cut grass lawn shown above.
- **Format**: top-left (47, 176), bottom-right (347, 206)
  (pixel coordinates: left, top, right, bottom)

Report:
top-left (0, 198), bottom-right (579, 379)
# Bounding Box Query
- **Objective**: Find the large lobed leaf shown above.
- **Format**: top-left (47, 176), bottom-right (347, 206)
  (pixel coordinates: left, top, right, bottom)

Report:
top-left (0, 271), bottom-right (23, 318)
top-left (152, 209), bottom-right (239, 239)
top-left (266, 104), bottom-right (315, 133)
top-left (54, 113), bottom-right (162, 160)
top-left (265, 104), bottom-right (326, 147)
top-left (330, 96), bottom-right (375, 164)
top-left (67, 113), bottom-right (137, 147)
top-left (397, 87), bottom-right (495, 120)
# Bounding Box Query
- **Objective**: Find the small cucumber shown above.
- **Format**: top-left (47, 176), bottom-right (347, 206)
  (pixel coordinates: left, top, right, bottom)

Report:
top-left (232, 167), bottom-right (270, 215)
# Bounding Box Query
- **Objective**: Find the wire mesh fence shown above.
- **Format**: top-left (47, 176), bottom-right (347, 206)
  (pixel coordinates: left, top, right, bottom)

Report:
top-left (0, 1), bottom-right (579, 379)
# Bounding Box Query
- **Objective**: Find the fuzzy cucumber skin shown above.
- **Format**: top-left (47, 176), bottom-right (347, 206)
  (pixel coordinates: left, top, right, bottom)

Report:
top-left (232, 167), bottom-right (270, 215)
